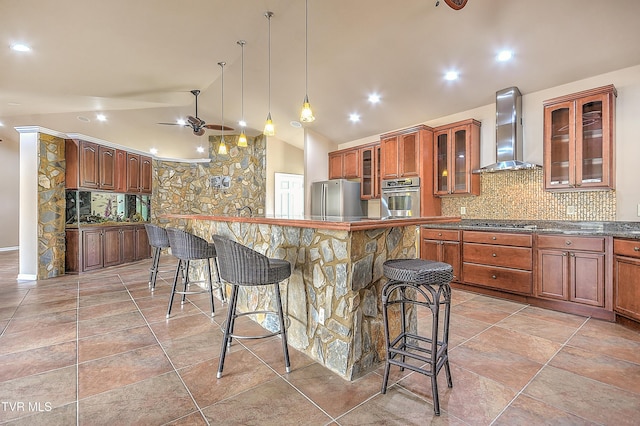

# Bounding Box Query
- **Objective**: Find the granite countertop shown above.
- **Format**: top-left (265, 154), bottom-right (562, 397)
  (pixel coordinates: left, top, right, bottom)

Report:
top-left (422, 219), bottom-right (640, 239)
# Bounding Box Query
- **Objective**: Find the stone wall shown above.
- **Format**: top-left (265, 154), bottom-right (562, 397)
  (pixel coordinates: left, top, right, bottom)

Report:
top-left (165, 217), bottom-right (418, 380)
top-left (153, 134), bottom-right (266, 221)
top-left (38, 133), bottom-right (67, 278)
top-left (441, 168), bottom-right (616, 221)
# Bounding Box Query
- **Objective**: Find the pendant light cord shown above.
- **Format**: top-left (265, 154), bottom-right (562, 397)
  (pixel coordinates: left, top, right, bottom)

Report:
top-left (305, 0), bottom-right (308, 96)
top-left (268, 12), bottom-right (272, 113)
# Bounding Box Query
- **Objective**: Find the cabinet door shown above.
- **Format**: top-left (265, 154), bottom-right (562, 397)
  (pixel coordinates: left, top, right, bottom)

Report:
top-left (121, 227), bottom-right (136, 263)
top-left (570, 251), bottom-right (605, 307)
top-left (99, 146), bottom-right (116, 190)
top-left (127, 153), bottom-right (141, 192)
top-left (442, 240), bottom-right (461, 282)
top-left (380, 136), bottom-right (399, 179)
top-left (328, 152), bottom-right (344, 179)
top-left (537, 249), bottom-right (569, 300)
top-left (575, 93), bottom-right (613, 189)
top-left (79, 141), bottom-right (100, 189)
top-left (135, 226), bottom-right (151, 260)
top-left (544, 101), bottom-right (575, 189)
top-left (103, 228), bottom-right (122, 267)
top-left (434, 130), bottom-right (449, 195)
top-left (140, 156), bottom-right (153, 193)
top-left (360, 145), bottom-right (379, 199)
top-left (115, 149), bottom-right (128, 193)
top-left (399, 132), bottom-right (419, 177)
top-left (451, 125), bottom-right (470, 194)
top-left (82, 229), bottom-right (103, 271)
top-left (343, 150), bottom-right (360, 179)
top-left (615, 255), bottom-right (640, 321)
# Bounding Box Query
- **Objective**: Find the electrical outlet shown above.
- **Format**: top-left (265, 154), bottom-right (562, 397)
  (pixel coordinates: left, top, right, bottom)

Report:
top-left (460, 206), bottom-right (467, 215)
top-left (566, 206), bottom-right (576, 215)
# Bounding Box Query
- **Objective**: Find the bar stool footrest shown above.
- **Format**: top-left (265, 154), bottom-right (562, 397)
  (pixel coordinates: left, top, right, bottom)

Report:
top-left (221, 309), bottom-right (290, 340)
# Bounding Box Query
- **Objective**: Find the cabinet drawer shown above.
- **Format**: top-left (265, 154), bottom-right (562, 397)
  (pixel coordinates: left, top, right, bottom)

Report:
top-left (462, 263), bottom-right (533, 295)
top-left (422, 229), bottom-right (460, 242)
top-left (463, 231), bottom-right (532, 247)
top-left (538, 235), bottom-right (605, 252)
top-left (614, 238), bottom-right (640, 258)
top-left (463, 243), bottom-right (532, 270)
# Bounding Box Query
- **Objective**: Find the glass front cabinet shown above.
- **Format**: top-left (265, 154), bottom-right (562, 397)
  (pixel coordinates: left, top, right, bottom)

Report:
top-left (543, 85), bottom-right (616, 191)
top-left (433, 119), bottom-right (481, 196)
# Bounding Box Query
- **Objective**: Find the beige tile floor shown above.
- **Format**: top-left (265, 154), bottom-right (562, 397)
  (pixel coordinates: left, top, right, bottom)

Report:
top-left (1, 250), bottom-right (639, 425)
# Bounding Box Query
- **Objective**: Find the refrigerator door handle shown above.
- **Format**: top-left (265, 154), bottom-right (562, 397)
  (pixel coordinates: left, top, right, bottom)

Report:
top-left (321, 183), bottom-right (327, 216)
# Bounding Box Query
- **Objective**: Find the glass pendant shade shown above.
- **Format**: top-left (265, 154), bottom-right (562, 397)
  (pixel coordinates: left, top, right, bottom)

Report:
top-left (218, 138), bottom-right (228, 155)
top-left (300, 95), bottom-right (315, 123)
top-left (263, 113), bottom-right (275, 136)
top-left (237, 132), bottom-right (248, 147)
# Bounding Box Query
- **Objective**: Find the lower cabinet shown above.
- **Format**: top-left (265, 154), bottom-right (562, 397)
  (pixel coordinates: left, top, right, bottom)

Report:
top-left (614, 238), bottom-right (640, 321)
top-left (462, 231), bottom-right (533, 295)
top-left (421, 228), bottom-right (461, 282)
top-left (536, 235), bottom-right (608, 307)
top-left (66, 224), bottom-right (150, 273)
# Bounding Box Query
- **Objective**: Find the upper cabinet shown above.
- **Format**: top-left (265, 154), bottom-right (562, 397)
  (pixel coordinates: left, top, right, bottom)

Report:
top-left (543, 85), bottom-right (616, 191)
top-left (380, 125), bottom-right (431, 179)
top-left (328, 148), bottom-right (359, 180)
top-left (359, 143), bottom-right (380, 199)
top-left (126, 153), bottom-right (153, 194)
top-left (433, 119), bottom-right (481, 196)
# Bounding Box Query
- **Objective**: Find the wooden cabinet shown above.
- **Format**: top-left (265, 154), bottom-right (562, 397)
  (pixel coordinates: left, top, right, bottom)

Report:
top-left (543, 85), bottom-right (616, 191)
top-left (537, 235), bottom-right (609, 307)
top-left (613, 238), bottom-right (640, 322)
top-left (434, 119), bottom-right (481, 196)
top-left (328, 148), bottom-right (359, 180)
top-left (115, 149), bottom-right (128, 193)
top-left (98, 146), bottom-right (116, 191)
top-left (126, 153), bottom-right (153, 194)
top-left (462, 231), bottom-right (533, 295)
top-left (380, 126), bottom-right (429, 179)
top-left (359, 143), bottom-right (380, 199)
top-left (65, 225), bottom-right (150, 273)
top-left (421, 228), bottom-right (461, 282)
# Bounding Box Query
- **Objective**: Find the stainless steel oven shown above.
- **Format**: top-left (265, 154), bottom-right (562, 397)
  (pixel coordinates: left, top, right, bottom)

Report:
top-left (380, 177), bottom-right (421, 218)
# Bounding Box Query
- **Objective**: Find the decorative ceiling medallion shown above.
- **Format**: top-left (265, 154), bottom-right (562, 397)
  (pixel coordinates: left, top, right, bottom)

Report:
top-left (444, 0), bottom-right (468, 10)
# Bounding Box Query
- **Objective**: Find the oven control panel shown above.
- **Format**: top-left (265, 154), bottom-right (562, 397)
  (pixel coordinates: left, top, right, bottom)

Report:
top-left (381, 177), bottom-right (420, 189)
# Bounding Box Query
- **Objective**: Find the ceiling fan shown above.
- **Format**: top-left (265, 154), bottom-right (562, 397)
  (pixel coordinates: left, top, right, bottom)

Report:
top-left (158, 89), bottom-right (233, 136)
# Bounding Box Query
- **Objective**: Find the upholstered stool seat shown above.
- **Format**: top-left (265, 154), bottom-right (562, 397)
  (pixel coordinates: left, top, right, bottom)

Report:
top-left (381, 258), bottom-right (454, 416)
top-left (165, 228), bottom-right (224, 319)
top-left (212, 235), bottom-right (291, 378)
top-left (144, 224), bottom-right (170, 290)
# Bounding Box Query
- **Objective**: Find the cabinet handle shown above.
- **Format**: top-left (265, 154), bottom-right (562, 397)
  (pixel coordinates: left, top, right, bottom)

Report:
top-left (570, 253), bottom-right (575, 257)
top-left (565, 240), bottom-right (572, 246)
top-left (492, 236), bottom-right (497, 240)
top-left (492, 253), bottom-right (497, 257)
top-left (491, 275), bottom-right (497, 279)
top-left (562, 252), bottom-right (567, 256)
top-left (635, 247), bottom-right (640, 252)
top-left (438, 232), bottom-right (442, 236)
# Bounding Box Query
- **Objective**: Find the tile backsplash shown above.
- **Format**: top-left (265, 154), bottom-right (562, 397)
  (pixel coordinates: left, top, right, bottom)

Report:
top-left (441, 168), bottom-right (616, 221)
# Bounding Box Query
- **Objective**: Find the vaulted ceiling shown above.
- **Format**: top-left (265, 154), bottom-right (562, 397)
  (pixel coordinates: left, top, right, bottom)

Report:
top-left (2, 0), bottom-right (640, 158)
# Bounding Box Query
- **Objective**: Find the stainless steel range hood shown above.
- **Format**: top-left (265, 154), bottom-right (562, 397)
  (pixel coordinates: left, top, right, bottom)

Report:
top-left (473, 87), bottom-right (540, 173)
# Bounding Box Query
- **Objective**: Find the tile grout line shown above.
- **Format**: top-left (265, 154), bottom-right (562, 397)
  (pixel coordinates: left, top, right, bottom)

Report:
top-left (117, 273), bottom-right (212, 426)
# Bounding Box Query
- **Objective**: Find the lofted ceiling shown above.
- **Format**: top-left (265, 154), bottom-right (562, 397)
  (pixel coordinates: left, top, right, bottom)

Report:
top-left (1, 0), bottom-right (640, 159)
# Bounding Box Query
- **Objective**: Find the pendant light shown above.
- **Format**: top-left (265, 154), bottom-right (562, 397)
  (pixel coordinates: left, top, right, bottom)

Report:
top-left (263, 11), bottom-right (275, 136)
top-left (218, 61), bottom-right (228, 155)
top-left (300, 0), bottom-right (315, 122)
top-left (237, 40), bottom-right (248, 147)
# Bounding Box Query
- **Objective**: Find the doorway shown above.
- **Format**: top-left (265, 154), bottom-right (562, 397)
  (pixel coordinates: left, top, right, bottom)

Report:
top-left (275, 173), bottom-right (304, 217)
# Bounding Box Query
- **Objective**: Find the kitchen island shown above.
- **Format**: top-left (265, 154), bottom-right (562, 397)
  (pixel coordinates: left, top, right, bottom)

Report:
top-left (160, 214), bottom-right (457, 380)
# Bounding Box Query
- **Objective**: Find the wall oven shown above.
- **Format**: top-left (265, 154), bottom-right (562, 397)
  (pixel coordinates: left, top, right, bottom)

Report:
top-left (380, 177), bottom-right (421, 218)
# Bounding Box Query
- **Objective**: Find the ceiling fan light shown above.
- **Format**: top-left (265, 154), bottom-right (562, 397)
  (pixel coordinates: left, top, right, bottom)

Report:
top-left (300, 95), bottom-right (315, 123)
top-left (238, 131), bottom-right (248, 147)
top-left (194, 127), bottom-right (205, 136)
top-left (218, 138), bottom-right (228, 155)
top-left (263, 113), bottom-right (275, 136)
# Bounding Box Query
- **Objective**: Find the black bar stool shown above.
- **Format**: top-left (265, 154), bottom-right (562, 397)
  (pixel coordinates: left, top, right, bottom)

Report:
top-left (212, 235), bottom-right (291, 378)
top-left (144, 224), bottom-right (170, 291)
top-left (381, 258), bottom-right (454, 416)
top-left (165, 228), bottom-right (224, 319)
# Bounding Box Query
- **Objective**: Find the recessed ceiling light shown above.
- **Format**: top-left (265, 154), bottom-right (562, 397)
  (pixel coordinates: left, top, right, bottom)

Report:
top-left (444, 71), bottom-right (459, 81)
top-left (290, 120), bottom-right (302, 128)
top-left (196, 146), bottom-right (205, 153)
top-left (77, 116), bottom-right (90, 122)
top-left (497, 50), bottom-right (513, 62)
top-left (238, 119), bottom-right (247, 127)
top-left (10, 43), bottom-right (31, 52)
top-left (177, 119), bottom-right (186, 126)
top-left (349, 113), bottom-right (360, 123)
top-left (96, 114), bottom-right (107, 122)
top-left (368, 94), bottom-right (381, 104)
top-left (149, 148), bottom-right (158, 155)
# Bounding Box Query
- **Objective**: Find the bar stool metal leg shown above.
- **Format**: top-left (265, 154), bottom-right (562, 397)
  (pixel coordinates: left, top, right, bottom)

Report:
top-left (274, 283), bottom-right (291, 373)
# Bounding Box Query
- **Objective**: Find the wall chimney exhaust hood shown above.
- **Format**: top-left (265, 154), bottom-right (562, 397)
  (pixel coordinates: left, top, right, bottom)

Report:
top-left (473, 87), bottom-right (540, 173)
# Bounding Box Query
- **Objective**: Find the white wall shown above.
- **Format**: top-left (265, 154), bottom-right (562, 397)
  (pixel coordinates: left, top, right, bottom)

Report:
top-left (0, 133), bottom-right (20, 250)
top-left (338, 64), bottom-right (640, 222)
top-left (304, 129), bottom-right (339, 214)
top-left (266, 136), bottom-right (305, 215)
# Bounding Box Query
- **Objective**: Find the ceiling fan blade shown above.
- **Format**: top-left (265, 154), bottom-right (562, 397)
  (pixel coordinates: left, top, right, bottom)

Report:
top-left (203, 124), bottom-right (235, 131)
top-left (157, 122), bottom-right (183, 126)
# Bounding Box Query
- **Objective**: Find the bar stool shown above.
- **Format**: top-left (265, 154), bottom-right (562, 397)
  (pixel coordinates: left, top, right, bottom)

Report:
top-left (212, 235), bottom-right (291, 378)
top-left (381, 258), bottom-right (454, 416)
top-left (165, 228), bottom-right (224, 319)
top-left (144, 224), bottom-right (170, 291)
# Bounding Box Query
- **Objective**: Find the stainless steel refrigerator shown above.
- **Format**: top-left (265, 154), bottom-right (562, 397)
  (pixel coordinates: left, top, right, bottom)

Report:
top-left (310, 179), bottom-right (365, 217)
